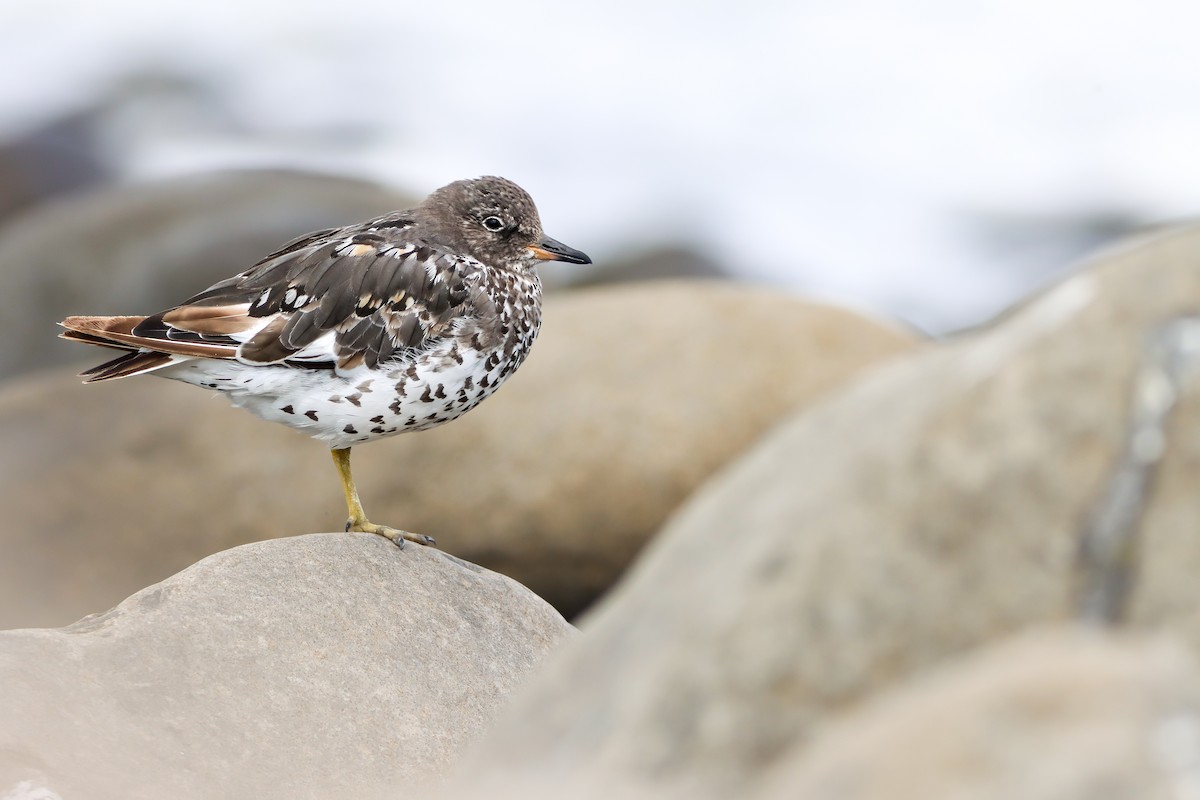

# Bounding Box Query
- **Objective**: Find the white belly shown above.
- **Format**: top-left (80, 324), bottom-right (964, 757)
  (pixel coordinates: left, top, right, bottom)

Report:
top-left (158, 340), bottom-right (519, 449)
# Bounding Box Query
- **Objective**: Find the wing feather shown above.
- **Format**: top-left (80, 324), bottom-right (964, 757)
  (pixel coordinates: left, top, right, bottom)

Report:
top-left (160, 303), bottom-right (255, 335)
top-left (62, 216), bottom-right (483, 376)
top-left (281, 309), bottom-right (322, 352)
top-left (239, 316), bottom-right (293, 363)
top-left (361, 251), bottom-right (406, 303)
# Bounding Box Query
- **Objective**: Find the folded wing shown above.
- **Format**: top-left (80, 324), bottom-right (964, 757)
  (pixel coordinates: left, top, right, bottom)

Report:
top-left (60, 221), bottom-right (481, 381)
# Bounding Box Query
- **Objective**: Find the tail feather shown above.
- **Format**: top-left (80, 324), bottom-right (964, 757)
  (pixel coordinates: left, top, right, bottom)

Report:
top-left (80, 350), bottom-right (176, 382)
top-left (61, 315), bottom-right (148, 338)
top-left (59, 313), bottom-right (237, 360)
top-left (59, 314), bottom-right (210, 382)
top-left (58, 328), bottom-right (138, 351)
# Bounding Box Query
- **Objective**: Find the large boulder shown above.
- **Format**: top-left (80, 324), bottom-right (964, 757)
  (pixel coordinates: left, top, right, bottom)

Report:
top-left (0, 169), bottom-right (415, 379)
top-left (759, 629), bottom-right (1200, 800)
top-left (439, 225), bottom-right (1200, 797)
top-left (0, 281), bottom-right (916, 628)
top-left (0, 534), bottom-right (572, 800)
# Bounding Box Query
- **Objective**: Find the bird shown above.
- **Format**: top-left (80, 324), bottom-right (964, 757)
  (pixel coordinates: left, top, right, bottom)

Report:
top-left (59, 176), bottom-right (591, 548)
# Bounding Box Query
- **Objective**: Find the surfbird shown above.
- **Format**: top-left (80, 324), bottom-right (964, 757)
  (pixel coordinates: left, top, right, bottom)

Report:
top-left (59, 176), bottom-right (591, 547)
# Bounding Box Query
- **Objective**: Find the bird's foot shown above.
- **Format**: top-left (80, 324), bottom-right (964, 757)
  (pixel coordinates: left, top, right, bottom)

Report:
top-left (345, 519), bottom-right (437, 549)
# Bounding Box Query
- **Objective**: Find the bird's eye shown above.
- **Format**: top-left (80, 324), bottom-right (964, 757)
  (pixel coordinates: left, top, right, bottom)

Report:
top-left (482, 216), bottom-right (505, 232)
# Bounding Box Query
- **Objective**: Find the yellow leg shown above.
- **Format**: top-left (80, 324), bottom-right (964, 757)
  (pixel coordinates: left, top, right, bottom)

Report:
top-left (330, 447), bottom-right (436, 548)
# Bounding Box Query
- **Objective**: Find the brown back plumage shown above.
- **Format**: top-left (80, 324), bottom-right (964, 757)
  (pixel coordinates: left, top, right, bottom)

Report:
top-left (59, 176), bottom-right (580, 381)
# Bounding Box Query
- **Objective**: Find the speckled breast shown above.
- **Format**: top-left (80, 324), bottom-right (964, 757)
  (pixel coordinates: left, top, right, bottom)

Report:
top-left (220, 269), bottom-right (544, 449)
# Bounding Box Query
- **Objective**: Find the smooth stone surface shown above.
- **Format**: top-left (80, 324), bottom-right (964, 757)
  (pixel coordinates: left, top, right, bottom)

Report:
top-left (441, 225), bottom-right (1200, 798)
top-left (760, 629), bottom-right (1200, 800)
top-left (0, 534), bottom-right (573, 800)
top-left (0, 281), bottom-right (916, 628)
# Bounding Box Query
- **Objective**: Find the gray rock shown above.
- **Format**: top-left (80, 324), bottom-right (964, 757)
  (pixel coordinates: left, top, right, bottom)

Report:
top-left (0, 169), bottom-right (415, 379)
top-left (0, 534), bottom-right (573, 800)
top-left (0, 281), bottom-right (917, 628)
top-left (0, 107), bottom-right (110, 226)
top-left (760, 629), bottom-right (1200, 800)
top-left (440, 224), bottom-right (1200, 798)
top-left (433, 630), bottom-right (1200, 800)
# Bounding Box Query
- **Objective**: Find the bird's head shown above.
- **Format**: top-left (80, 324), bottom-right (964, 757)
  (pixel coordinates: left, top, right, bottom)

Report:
top-left (421, 176), bottom-right (591, 270)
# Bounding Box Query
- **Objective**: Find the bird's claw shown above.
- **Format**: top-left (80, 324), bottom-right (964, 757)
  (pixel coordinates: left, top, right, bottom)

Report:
top-left (345, 518), bottom-right (436, 549)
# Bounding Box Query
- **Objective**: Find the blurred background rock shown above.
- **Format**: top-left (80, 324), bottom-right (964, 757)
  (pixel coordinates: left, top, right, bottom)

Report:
top-left (437, 218), bottom-right (1200, 800)
top-left (0, 283), bottom-right (915, 628)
